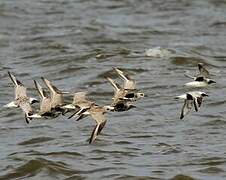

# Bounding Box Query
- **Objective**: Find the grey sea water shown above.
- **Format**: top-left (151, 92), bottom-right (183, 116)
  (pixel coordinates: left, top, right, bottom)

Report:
top-left (0, 0), bottom-right (226, 179)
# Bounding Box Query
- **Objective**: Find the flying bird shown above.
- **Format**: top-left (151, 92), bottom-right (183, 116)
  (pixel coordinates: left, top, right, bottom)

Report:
top-left (75, 104), bottom-right (114, 144)
top-left (4, 72), bottom-right (39, 123)
top-left (113, 68), bottom-right (145, 99)
top-left (65, 92), bottom-right (96, 119)
top-left (175, 91), bottom-right (208, 119)
top-left (28, 80), bottom-right (58, 118)
top-left (41, 77), bottom-right (69, 112)
top-left (184, 63), bottom-right (216, 87)
top-left (106, 77), bottom-right (136, 111)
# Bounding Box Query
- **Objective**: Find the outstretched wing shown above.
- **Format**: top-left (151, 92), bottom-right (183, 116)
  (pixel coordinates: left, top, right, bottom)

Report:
top-left (114, 68), bottom-right (136, 90)
top-left (72, 92), bottom-right (88, 104)
top-left (41, 77), bottom-right (61, 95)
top-left (34, 80), bottom-right (45, 98)
top-left (106, 77), bottom-right (121, 93)
top-left (180, 99), bottom-right (193, 119)
top-left (8, 71), bottom-right (23, 86)
top-left (198, 63), bottom-right (209, 77)
top-left (89, 124), bottom-right (100, 144)
top-left (8, 71), bottom-right (27, 99)
top-left (196, 97), bottom-right (203, 107)
top-left (19, 99), bottom-right (33, 124)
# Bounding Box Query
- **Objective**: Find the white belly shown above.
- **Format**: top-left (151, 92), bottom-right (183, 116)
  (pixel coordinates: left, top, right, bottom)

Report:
top-left (185, 81), bottom-right (207, 87)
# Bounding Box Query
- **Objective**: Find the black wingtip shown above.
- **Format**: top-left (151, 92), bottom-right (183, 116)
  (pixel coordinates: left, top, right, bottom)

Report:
top-left (68, 112), bottom-right (76, 119)
top-left (76, 114), bottom-right (85, 121)
top-left (89, 125), bottom-right (99, 144)
top-left (194, 100), bottom-right (198, 112)
top-left (180, 114), bottom-right (184, 120)
top-left (41, 77), bottom-right (45, 82)
top-left (25, 114), bottom-right (32, 124)
top-left (88, 137), bottom-right (92, 144)
top-left (25, 118), bottom-right (30, 124)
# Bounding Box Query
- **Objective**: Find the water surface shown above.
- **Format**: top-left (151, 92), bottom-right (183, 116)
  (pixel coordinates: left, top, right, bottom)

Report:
top-left (1, 0), bottom-right (226, 179)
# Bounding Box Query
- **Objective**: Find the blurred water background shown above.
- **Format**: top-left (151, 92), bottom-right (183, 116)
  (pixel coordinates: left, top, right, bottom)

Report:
top-left (0, 0), bottom-right (226, 179)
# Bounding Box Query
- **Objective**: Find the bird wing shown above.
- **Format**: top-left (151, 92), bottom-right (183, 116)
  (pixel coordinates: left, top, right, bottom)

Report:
top-left (15, 86), bottom-right (27, 99)
top-left (8, 72), bottom-right (27, 99)
top-left (73, 92), bottom-right (88, 104)
top-left (89, 107), bottom-right (106, 124)
top-left (196, 97), bottom-right (203, 107)
top-left (89, 124), bottom-right (100, 144)
top-left (41, 77), bottom-right (65, 107)
top-left (106, 77), bottom-right (121, 93)
top-left (40, 98), bottom-right (52, 114)
top-left (41, 77), bottom-right (63, 95)
top-left (180, 99), bottom-right (193, 119)
top-left (198, 63), bottom-right (209, 77)
top-left (19, 99), bottom-right (32, 114)
top-left (34, 80), bottom-right (45, 98)
top-left (97, 120), bottom-right (107, 135)
top-left (193, 98), bottom-right (199, 112)
top-left (114, 68), bottom-right (136, 90)
top-left (8, 71), bottom-right (23, 86)
top-left (18, 98), bottom-right (33, 123)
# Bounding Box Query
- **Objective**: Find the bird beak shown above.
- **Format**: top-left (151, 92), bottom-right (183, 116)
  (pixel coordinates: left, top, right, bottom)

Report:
top-left (210, 80), bottom-right (216, 84)
top-left (32, 99), bottom-right (39, 104)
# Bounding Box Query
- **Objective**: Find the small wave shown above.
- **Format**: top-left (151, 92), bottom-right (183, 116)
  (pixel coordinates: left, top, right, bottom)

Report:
top-left (0, 158), bottom-right (79, 179)
top-left (198, 166), bottom-right (225, 174)
top-left (116, 174), bottom-right (160, 180)
top-left (200, 119), bottom-right (226, 126)
top-left (170, 174), bottom-right (196, 180)
top-left (91, 149), bottom-right (136, 157)
top-left (29, 150), bottom-right (85, 158)
top-left (18, 137), bottom-right (54, 146)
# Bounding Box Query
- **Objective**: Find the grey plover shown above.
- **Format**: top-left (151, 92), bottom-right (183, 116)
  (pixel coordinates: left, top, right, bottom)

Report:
top-left (114, 68), bottom-right (144, 100)
top-left (4, 72), bottom-right (39, 123)
top-left (41, 77), bottom-right (68, 112)
top-left (28, 80), bottom-right (57, 118)
top-left (4, 71), bottom-right (38, 108)
top-left (106, 77), bottom-right (136, 111)
top-left (66, 92), bottom-right (96, 119)
top-left (75, 104), bottom-right (114, 144)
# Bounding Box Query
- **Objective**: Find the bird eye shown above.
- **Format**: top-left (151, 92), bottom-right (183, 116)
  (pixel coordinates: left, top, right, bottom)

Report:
top-left (139, 93), bottom-right (144, 97)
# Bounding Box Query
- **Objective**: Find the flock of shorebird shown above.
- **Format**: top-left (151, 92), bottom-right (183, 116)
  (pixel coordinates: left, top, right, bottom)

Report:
top-left (4, 68), bottom-right (144, 143)
top-left (175, 63), bottom-right (216, 119)
top-left (4, 64), bottom-right (215, 143)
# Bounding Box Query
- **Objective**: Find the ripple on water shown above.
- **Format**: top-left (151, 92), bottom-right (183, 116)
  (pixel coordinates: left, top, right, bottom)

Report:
top-left (198, 166), bottom-right (225, 174)
top-left (170, 174), bottom-right (197, 180)
top-left (29, 150), bottom-right (85, 158)
top-left (1, 0), bottom-right (226, 179)
top-left (170, 56), bottom-right (207, 66)
top-left (0, 158), bottom-right (82, 180)
top-left (200, 119), bottom-right (226, 127)
top-left (18, 137), bottom-right (54, 146)
top-left (91, 149), bottom-right (137, 157)
top-left (115, 175), bottom-right (161, 180)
